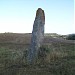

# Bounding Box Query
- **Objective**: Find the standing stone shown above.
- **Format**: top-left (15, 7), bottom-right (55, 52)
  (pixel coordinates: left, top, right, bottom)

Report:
top-left (27, 8), bottom-right (45, 64)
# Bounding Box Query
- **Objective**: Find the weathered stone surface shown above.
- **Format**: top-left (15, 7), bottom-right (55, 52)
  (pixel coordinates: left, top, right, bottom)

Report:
top-left (27, 8), bottom-right (45, 64)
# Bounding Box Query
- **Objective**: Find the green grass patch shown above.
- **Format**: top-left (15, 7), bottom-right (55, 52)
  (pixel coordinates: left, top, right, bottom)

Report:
top-left (0, 42), bottom-right (75, 75)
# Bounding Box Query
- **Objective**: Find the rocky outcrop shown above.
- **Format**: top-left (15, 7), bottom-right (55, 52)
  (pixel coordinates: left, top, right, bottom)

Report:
top-left (27, 8), bottom-right (45, 64)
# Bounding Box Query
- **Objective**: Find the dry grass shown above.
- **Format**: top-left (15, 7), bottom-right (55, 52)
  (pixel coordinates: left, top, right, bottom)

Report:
top-left (0, 33), bottom-right (75, 75)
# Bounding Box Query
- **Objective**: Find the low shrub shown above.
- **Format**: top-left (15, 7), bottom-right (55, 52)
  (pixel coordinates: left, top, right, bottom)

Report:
top-left (66, 34), bottom-right (75, 40)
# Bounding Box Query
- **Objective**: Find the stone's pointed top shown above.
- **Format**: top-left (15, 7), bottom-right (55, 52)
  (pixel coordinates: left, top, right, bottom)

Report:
top-left (36, 8), bottom-right (44, 16)
top-left (36, 8), bottom-right (45, 22)
top-left (37, 8), bottom-right (43, 11)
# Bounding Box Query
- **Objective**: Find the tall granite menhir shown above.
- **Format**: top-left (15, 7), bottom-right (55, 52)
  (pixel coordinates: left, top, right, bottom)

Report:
top-left (27, 8), bottom-right (45, 64)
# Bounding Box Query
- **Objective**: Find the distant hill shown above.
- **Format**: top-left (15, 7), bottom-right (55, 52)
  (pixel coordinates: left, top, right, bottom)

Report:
top-left (0, 33), bottom-right (74, 44)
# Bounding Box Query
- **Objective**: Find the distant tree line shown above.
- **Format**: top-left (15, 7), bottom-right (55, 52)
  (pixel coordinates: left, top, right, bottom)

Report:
top-left (66, 34), bottom-right (75, 40)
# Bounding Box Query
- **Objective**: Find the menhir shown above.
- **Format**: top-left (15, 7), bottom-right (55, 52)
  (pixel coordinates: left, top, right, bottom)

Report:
top-left (27, 8), bottom-right (45, 64)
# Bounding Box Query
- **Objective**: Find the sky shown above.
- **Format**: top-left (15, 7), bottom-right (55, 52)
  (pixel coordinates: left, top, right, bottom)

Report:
top-left (0, 0), bottom-right (74, 35)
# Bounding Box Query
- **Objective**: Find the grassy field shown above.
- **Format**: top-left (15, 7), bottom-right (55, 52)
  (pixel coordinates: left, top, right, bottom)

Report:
top-left (0, 33), bottom-right (75, 75)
